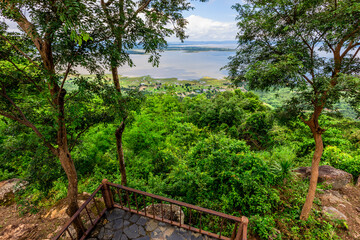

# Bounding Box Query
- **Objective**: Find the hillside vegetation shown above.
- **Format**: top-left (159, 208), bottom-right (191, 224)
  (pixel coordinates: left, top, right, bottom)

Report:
top-left (1, 89), bottom-right (359, 239)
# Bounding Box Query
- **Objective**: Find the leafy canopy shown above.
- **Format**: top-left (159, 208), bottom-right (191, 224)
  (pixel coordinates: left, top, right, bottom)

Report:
top-left (226, 0), bottom-right (360, 117)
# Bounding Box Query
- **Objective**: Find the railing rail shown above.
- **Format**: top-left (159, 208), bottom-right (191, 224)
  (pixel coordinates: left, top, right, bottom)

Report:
top-left (106, 181), bottom-right (248, 240)
top-left (52, 184), bottom-right (106, 240)
top-left (53, 179), bottom-right (248, 240)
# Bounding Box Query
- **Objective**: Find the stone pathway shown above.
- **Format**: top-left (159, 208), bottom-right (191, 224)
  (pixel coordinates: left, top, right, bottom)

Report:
top-left (86, 208), bottom-right (216, 240)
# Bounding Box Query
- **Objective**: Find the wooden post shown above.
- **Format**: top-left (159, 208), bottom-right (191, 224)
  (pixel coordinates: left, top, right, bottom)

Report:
top-left (235, 222), bottom-right (243, 240)
top-left (241, 216), bottom-right (248, 240)
top-left (235, 216), bottom-right (249, 240)
top-left (101, 179), bottom-right (114, 209)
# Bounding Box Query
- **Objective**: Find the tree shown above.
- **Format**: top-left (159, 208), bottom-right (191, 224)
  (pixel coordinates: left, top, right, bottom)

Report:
top-left (92, 0), bottom-right (204, 185)
top-left (226, 0), bottom-right (360, 220)
top-left (0, 1), bottom-right (108, 236)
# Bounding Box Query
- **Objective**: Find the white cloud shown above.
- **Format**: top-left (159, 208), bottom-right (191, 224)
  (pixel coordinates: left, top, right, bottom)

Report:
top-left (182, 15), bottom-right (237, 41)
top-left (1, 17), bottom-right (21, 33)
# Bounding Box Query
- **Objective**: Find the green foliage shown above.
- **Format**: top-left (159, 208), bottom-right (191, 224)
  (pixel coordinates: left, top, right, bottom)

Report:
top-left (1, 90), bottom-right (358, 239)
top-left (250, 215), bottom-right (279, 239)
top-left (322, 146), bottom-right (360, 178)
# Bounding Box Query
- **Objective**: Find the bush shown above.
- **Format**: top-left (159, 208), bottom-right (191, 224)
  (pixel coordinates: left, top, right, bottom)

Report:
top-left (322, 146), bottom-right (360, 177)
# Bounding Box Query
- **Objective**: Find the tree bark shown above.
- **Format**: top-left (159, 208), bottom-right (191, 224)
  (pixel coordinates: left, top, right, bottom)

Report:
top-left (111, 67), bottom-right (121, 93)
top-left (300, 115), bottom-right (324, 220)
top-left (57, 88), bottom-right (84, 238)
top-left (6, 4), bottom-right (83, 238)
top-left (115, 120), bottom-right (127, 186)
top-left (111, 66), bottom-right (128, 186)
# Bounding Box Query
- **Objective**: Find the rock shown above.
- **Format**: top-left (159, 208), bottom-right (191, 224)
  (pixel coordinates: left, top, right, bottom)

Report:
top-left (295, 165), bottom-right (353, 189)
top-left (123, 211), bottom-right (132, 220)
top-left (356, 176), bottom-right (360, 187)
top-left (124, 224), bottom-right (140, 239)
top-left (0, 224), bottom-right (37, 240)
top-left (107, 209), bottom-right (126, 221)
top-left (113, 230), bottom-right (123, 240)
top-left (129, 214), bottom-right (140, 223)
top-left (150, 229), bottom-right (163, 238)
top-left (44, 206), bottom-right (68, 219)
top-left (319, 193), bottom-right (350, 205)
top-left (136, 216), bottom-right (148, 226)
top-left (322, 206), bottom-right (347, 221)
top-left (142, 204), bottom-right (184, 224)
top-left (0, 178), bottom-right (27, 205)
top-left (163, 228), bottom-right (175, 238)
top-left (168, 231), bottom-right (184, 240)
top-left (98, 227), bottom-right (105, 239)
top-left (113, 218), bottom-right (124, 230)
top-left (104, 221), bottom-right (114, 230)
top-left (135, 236), bottom-right (150, 240)
top-left (103, 229), bottom-right (113, 239)
top-left (356, 207), bottom-right (360, 213)
top-left (145, 219), bottom-right (158, 232)
top-left (138, 225), bottom-right (146, 236)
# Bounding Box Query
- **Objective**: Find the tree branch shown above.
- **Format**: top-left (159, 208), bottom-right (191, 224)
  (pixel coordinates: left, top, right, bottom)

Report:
top-left (0, 34), bottom-right (41, 69)
top-left (0, 110), bottom-right (21, 123)
top-left (124, 0), bottom-right (152, 29)
top-left (69, 124), bottom-right (93, 152)
top-left (301, 74), bottom-right (314, 85)
top-left (3, 1), bottom-right (44, 52)
top-left (0, 85), bottom-right (28, 121)
top-left (58, 61), bottom-right (73, 100)
top-left (335, 22), bottom-right (360, 57)
top-left (0, 95), bottom-right (58, 156)
top-left (5, 58), bottom-right (42, 91)
top-left (341, 42), bottom-right (360, 59)
top-left (65, 90), bottom-right (80, 103)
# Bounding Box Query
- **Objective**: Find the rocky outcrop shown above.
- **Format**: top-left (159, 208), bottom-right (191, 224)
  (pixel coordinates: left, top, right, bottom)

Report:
top-left (322, 206), bottom-right (347, 221)
top-left (0, 224), bottom-right (37, 240)
top-left (0, 179), bottom-right (27, 205)
top-left (295, 165), bottom-right (353, 189)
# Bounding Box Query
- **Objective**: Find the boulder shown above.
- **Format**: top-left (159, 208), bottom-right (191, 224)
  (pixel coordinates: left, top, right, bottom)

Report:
top-left (0, 178), bottom-right (27, 205)
top-left (322, 206), bottom-right (347, 221)
top-left (142, 204), bottom-right (184, 224)
top-left (294, 165), bottom-right (353, 190)
top-left (319, 192), bottom-right (350, 205)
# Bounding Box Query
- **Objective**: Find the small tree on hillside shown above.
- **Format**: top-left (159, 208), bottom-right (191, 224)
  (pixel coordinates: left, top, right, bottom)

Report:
top-left (226, 0), bottom-right (360, 220)
top-left (92, 0), bottom-right (205, 185)
top-left (0, 1), bottom-right (109, 236)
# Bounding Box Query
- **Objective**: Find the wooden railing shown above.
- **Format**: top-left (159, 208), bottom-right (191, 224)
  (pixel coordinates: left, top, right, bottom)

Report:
top-left (53, 179), bottom-right (248, 240)
top-left (52, 184), bottom-right (106, 240)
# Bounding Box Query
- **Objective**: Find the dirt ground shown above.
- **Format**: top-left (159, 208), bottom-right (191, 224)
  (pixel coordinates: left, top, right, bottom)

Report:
top-left (0, 203), bottom-right (66, 240)
top-left (319, 185), bottom-right (360, 240)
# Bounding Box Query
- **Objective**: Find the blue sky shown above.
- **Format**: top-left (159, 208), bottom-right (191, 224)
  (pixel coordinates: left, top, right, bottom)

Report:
top-left (185, 0), bottom-right (240, 22)
top-left (2, 0), bottom-right (242, 42)
top-left (168, 0), bottom-right (242, 42)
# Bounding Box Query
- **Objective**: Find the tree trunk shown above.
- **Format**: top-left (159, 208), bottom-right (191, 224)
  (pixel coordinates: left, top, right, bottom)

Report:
top-left (115, 119), bottom-right (127, 186)
top-left (300, 117), bottom-right (324, 220)
top-left (111, 66), bottom-right (121, 93)
top-left (58, 147), bottom-right (83, 238)
top-left (111, 66), bottom-right (128, 186)
top-left (57, 88), bottom-right (84, 238)
top-left (12, 11), bottom-right (83, 238)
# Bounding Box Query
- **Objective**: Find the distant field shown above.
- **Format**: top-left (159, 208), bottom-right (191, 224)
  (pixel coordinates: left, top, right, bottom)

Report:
top-left (68, 74), bottom-right (357, 119)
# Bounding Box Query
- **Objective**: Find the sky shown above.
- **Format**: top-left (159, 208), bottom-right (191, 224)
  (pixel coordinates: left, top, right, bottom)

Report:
top-left (2, 0), bottom-right (241, 42)
top-left (172, 0), bottom-right (241, 42)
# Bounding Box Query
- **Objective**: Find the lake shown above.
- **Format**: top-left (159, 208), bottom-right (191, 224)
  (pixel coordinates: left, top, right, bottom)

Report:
top-left (76, 42), bottom-right (237, 80)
